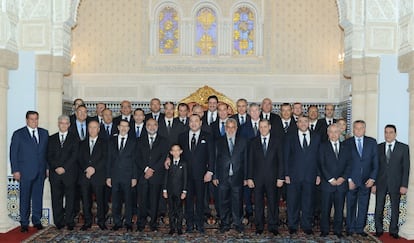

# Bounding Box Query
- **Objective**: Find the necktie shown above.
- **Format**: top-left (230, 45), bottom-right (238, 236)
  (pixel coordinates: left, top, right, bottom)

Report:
top-left (60, 134), bottom-right (65, 148)
top-left (328, 120), bottom-right (332, 125)
top-left (302, 133), bottom-right (308, 149)
top-left (136, 126), bottom-right (140, 138)
top-left (228, 137), bottom-right (234, 155)
top-left (284, 121), bottom-right (289, 133)
top-left (386, 144), bottom-right (392, 163)
top-left (310, 124), bottom-right (314, 131)
top-left (253, 122), bottom-right (258, 136)
top-left (265, 114), bottom-right (269, 120)
top-left (191, 133), bottom-right (196, 151)
top-left (120, 137), bottom-right (125, 150)
top-left (32, 130), bottom-right (38, 144)
top-left (167, 120), bottom-right (171, 134)
top-left (262, 137), bottom-right (267, 155)
top-left (334, 142), bottom-right (339, 159)
top-left (240, 116), bottom-right (245, 125)
top-left (123, 116), bottom-right (128, 122)
top-left (209, 114), bottom-right (213, 125)
top-left (174, 160), bottom-right (178, 166)
top-left (181, 119), bottom-right (185, 125)
top-left (80, 124), bottom-right (85, 140)
top-left (220, 122), bottom-right (225, 136)
top-left (149, 136), bottom-right (154, 149)
top-left (357, 138), bottom-right (363, 157)
top-left (100, 118), bottom-right (103, 125)
top-left (154, 115), bottom-right (158, 121)
top-left (106, 125), bottom-right (110, 136)
top-left (90, 139), bottom-right (95, 155)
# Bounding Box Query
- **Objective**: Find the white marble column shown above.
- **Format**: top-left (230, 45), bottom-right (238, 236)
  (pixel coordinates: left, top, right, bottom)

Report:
top-left (399, 52), bottom-right (414, 239)
top-left (0, 51), bottom-right (20, 232)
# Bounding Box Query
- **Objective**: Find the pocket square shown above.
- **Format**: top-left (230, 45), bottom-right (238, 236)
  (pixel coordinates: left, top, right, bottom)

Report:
top-left (201, 140), bottom-right (206, 144)
top-left (179, 166), bottom-right (183, 169)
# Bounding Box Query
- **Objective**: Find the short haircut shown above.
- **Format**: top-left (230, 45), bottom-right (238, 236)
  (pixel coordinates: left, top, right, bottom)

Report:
top-left (385, 124), bottom-right (397, 133)
top-left (307, 105), bottom-right (318, 111)
top-left (281, 102), bottom-right (291, 108)
top-left (189, 113), bottom-right (201, 120)
top-left (293, 102), bottom-right (302, 106)
top-left (327, 123), bottom-right (340, 132)
top-left (26, 110), bottom-right (39, 119)
top-left (73, 98), bottom-right (84, 106)
top-left (118, 119), bottom-right (130, 126)
top-left (259, 118), bottom-right (271, 126)
top-left (226, 118), bottom-right (238, 127)
top-left (170, 143), bottom-right (183, 150)
top-left (178, 103), bottom-right (189, 110)
top-left (58, 114), bottom-right (70, 123)
top-left (218, 103), bottom-right (228, 109)
top-left (207, 95), bottom-right (218, 102)
top-left (236, 98), bottom-right (248, 104)
top-left (249, 103), bottom-right (260, 109)
top-left (76, 104), bottom-right (87, 111)
top-left (151, 98), bottom-right (161, 103)
top-left (164, 101), bottom-right (175, 107)
top-left (134, 108), bottom-right (145, 114)
top-left (192, 104), bottom-right (203, 112)
top-left (353, 120), bottom-right (366, 127)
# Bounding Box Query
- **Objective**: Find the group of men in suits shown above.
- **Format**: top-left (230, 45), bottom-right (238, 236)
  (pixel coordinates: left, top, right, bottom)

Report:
top-left (9, 97), bottom-right (409, 239)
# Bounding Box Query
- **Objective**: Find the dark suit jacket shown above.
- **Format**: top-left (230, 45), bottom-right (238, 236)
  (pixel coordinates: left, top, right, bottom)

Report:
top-left (315, 118), bottom-right (337, 141)
top-left (163, 159), bottom-right (187, 196)
top-left (136, 134), bottom-right (169, 184)
top-left (113, 114), bottom-right (134, 128)
top-left (210, 119), bottom-right (227, 140)
top-left (174, 117), bottom-right (189, 129)
top-left (377, 141), bottom-right (410, 193)
top-left (47, 131), bottom-right (79, 185)
top-left (158, 118), bottom-right (185, 146)
top-left (248, 134), bottom-right (284, 183)
top-left (280, 119), bottom-right (298, 135)
top-left (99, 123), bottom-right (118, 141)
top-left (69, 119), bottom-right (91, 142)
top-left (214, 135), bottom-right (248, 186)
top-left (202, 110), bottom-right (217, 126)
top-left (107, 135), bottom-right (138, 184)
top-left (239, 120), bottom-right (260, 141)
top-left (344, 136), bottom-right (378, 187)
top-left (230, 114), bottom-right (251, 127)
top-left (284, 130), bottom-right (321, 183)
top-left (318, 141), bottom-right (351, 192)
top-left (145, 112), bottom-right (165, 122)
top-left (78, 136), bottom-right (108, 186)
top-left (128, 122), bottom-right (147, 139)
top-left (260, 112), bottom-right (284, 137)
top-left (178, 130), bottom-right (215, 180)
top-left (10, 127), bottom-right (49, 180)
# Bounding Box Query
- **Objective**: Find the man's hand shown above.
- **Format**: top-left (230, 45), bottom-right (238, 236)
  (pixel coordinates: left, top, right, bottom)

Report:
top-left (349, 180), bottom-right (356, 190)
top-left (144, 168), bottom-right (155, 179)
top-left (163, 191), bottom-right (168, 199)
top-left (276, 179), bottom-right (284, 188)
top-left (85, 166), bottom-right (96, 179)
top-left (400, 187), bottom-right (408, 195)
top-left (55, 167), bottom-right (65, 175)
top-left (212, 179), bottom-right (219, 186)
top-left (285, 176), bottom-right (291, 184)
top-left (371, 185), bottom-right (376, 194)
top-left (247, 179), bottom-right (255, 188)
top-left (164, 157), bottom-right (171, 170)
top-left (131, 179), bottom-right (137, 187)
top-left (106, 178), bottom-right (112, 187)
top-left (203, 172), bottom-right (212, 182)
top-left (243, 180), bottom-right (248, 186)
top-left (181, 192), bottom-right (186, 200)
top-left (316, 176), bottom-right (321, 185)
top-left (365, 178), bottom-right (375, 188)
top-left (336, 177), bottom-right (345, 186)
top-left (13, 172), bottom-right (21, 181)
top-left (329, 179), bottom-right (337, 186)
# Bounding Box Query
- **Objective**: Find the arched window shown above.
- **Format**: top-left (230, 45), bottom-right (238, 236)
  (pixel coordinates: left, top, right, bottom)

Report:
top-left (159, 7), bottom-right (179, 54)
top-left (233, 6), bottom-right (254, 55)
top-left (195, 7), bottom-right (217, 55)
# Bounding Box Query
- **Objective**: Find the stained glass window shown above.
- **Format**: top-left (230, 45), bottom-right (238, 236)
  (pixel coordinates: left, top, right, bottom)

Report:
top-left (233, 7), bottom-right (255, 56)
top-left (159, 7), bottom-right (179, 54)
top-left (195, 7), bottom-right (217, 55)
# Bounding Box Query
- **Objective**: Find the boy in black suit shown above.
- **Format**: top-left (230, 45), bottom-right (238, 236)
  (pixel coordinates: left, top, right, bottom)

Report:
top-left (163, 144), bottom-right (187, 235)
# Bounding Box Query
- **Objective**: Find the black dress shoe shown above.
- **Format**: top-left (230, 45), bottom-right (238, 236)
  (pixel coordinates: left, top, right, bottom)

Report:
top-left (55, 224), bottom-right (64, 230)
top-left (20, 226), bottom-right (28, 233)
top-left (177, 229), bottom-right (183, 235)
top-left (334, 232), bottom-right (343, 238)
top-left (255, 229), bottom-right (263, 235)
top-left (198, 227), bottom-right (205, 234)
top-left (98, 223), bottom-right (107, 230)
top-left (270, 229), bottom-right (279, 236)
top-left (304, 229), bottom-right (313, 235)
top-left (67, 226), bottom-right (74, 231)
top-left (346, 231), bottom-right (353, 236)
top-left (358, 232), bottom-right (368, 237)
top-left (80, 225), bottom-right (91, 231)
top-left (168, 229), bottom-right (175, 235)
top-left (374, 231), bottom-right (383, 237)
top-left (235, 226), bottom-right (244, 233)
top-left (34, 224), bottom-right (44, 230)
top-left (320, 232), bottom-right (328, 237)
top-left (150, 226), bottom-right (158, 232)
top-left (136, 226), bottom-right (144, 232)
top-left (126, 225), bottom-right (133, 232)
top-left (289, 228), bottom-right (297, 234)
top-left (219, 227), bottom-right (229, 233)
top-left (390, 233), bottom-right (400, 239)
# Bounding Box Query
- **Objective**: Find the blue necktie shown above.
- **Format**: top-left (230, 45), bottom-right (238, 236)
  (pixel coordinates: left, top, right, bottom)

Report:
top-left (262, 137), bottom-right (267, 155)
top-left (220, 122), bottom-right (225, 136)
top-left (32, 130), bottom-right (38, 144)
top-left (357, 138), bottom-right (363, 157)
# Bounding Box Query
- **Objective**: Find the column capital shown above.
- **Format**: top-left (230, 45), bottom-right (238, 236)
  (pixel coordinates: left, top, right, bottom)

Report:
top-left (0, 49), bottom-right (18, 70)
